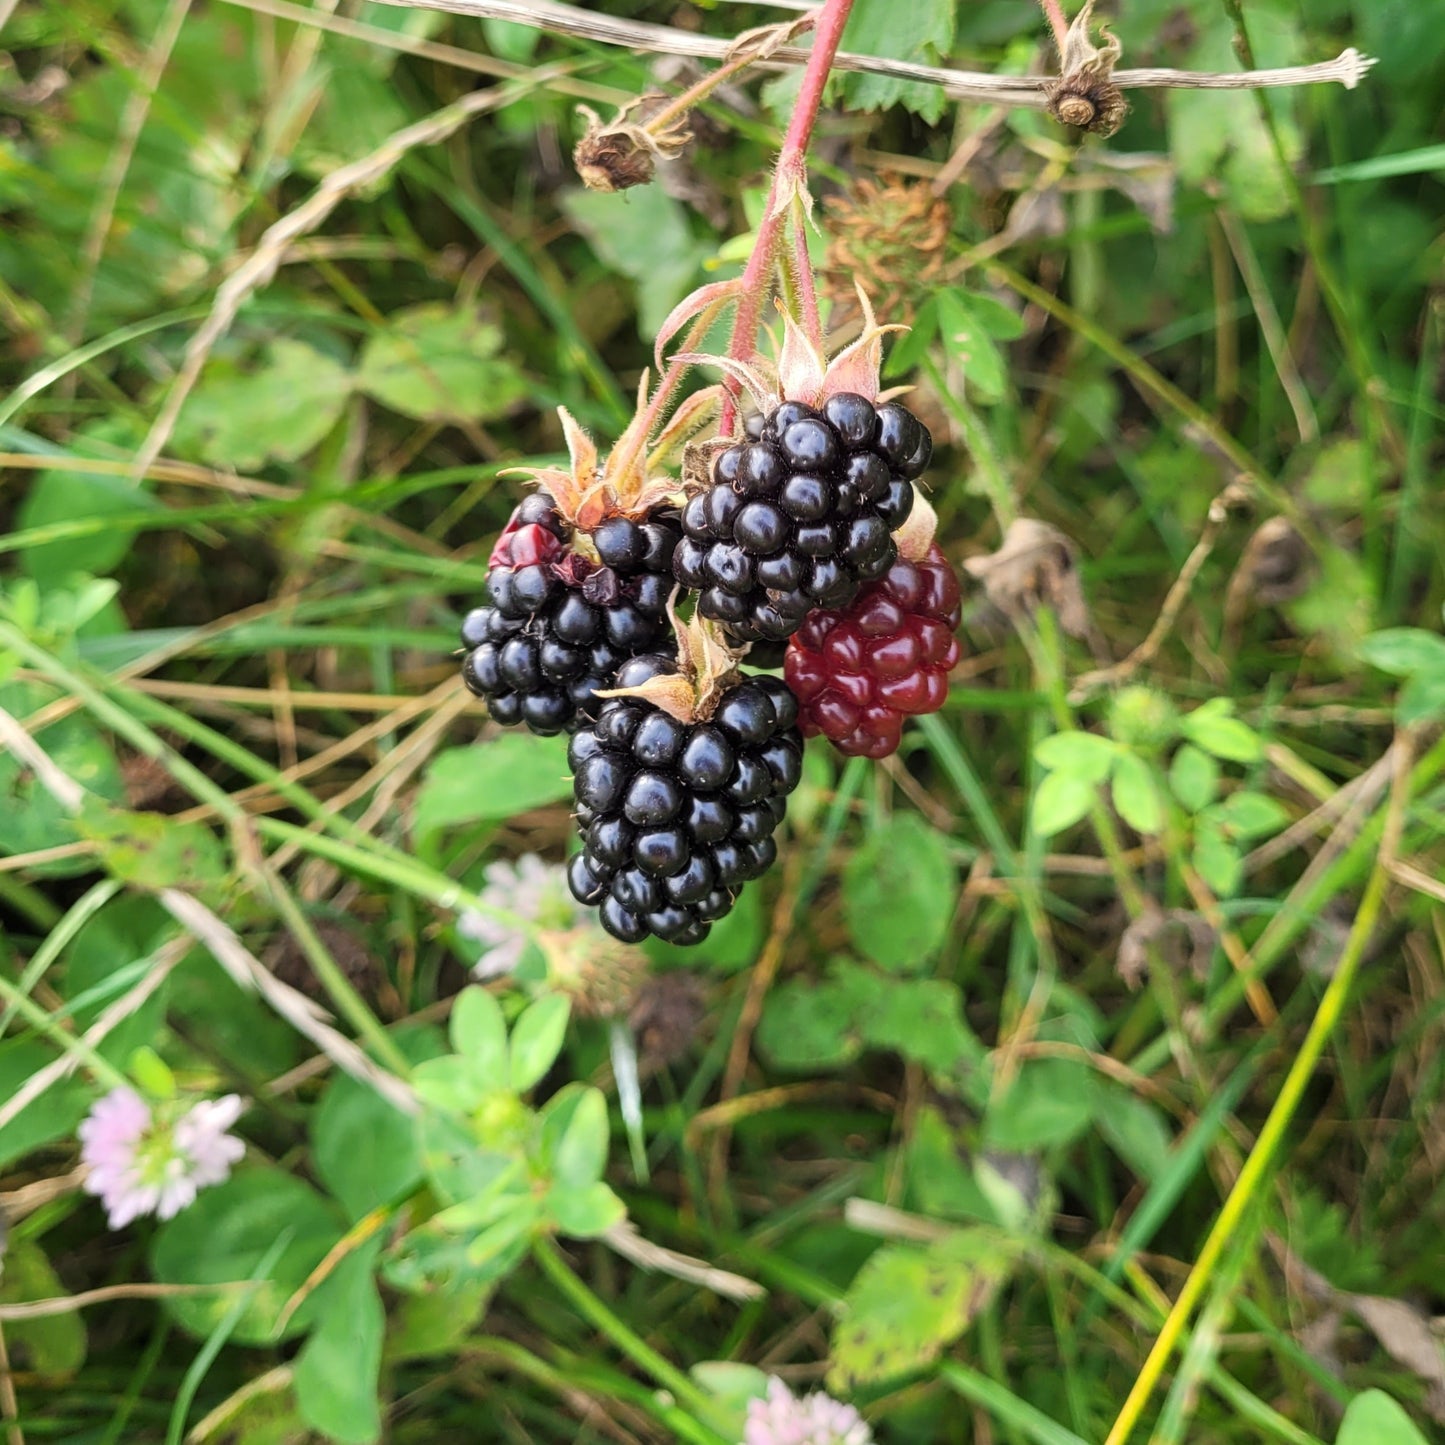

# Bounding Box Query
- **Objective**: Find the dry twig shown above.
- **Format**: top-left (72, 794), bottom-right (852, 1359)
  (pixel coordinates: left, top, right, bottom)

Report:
top-left (366, 0), bottom-right (1374, 105)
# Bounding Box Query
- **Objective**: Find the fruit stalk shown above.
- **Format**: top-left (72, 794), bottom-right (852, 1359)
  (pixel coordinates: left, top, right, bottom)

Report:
top-left (719, 0), bottom-right (857, 434)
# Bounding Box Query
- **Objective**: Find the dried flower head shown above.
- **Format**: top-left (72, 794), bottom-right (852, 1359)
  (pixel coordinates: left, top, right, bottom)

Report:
top-left (595, 609), bottom-right (745, 725)
top-left (675, 285), bottom-right (906, 419)
top-left (1045, 0), bottom-right (1129, 138)
top-left (538, 926), bottom-right (649, 1019)
top-left (824, 174), bottom-right (951, 324)
top-left (744, 1377), bottom-right (873, 1445)
top-left (964, 517), bottom-right (1092, 639)
top-left (509, 378), bottom-right (718, 537)
top-left (629, 970), bottom-right (707, 1069)
top-left (573, 98), bottom-right (692, 193)
top-left (80, 1088), bottom-right (244, 1229)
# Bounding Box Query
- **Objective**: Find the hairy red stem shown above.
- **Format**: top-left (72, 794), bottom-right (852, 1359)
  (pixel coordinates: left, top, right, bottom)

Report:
top-left (719, 0), bottom-right (856, 434)
top-left (1039, 0), bottom-right (1070, 52)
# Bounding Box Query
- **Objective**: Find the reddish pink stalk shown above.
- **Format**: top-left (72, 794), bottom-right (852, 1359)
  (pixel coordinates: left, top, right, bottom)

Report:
top-left (1039, 0), bottom-right (1069, 51)
top-left (719, 0), bottom-right (857, 434)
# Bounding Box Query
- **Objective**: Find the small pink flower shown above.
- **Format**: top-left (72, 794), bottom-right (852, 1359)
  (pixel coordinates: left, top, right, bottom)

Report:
top-left (79, 1088), bottom-right (245, 1229)
top-left (744, 1378), bottom-right (873, 1445)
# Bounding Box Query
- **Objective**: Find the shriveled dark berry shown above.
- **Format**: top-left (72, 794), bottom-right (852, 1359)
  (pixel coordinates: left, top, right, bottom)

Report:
top-left (459, 496), bottom-right (683, 734)
top-left (568, 672), bottom-right (804, 945)
top-left (675, 395), bottom-right (932, 644)
top-left (785, 543), bottom-right (962, 759)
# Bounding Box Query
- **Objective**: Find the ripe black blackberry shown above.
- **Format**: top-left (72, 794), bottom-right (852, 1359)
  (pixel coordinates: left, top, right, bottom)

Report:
top-left (673, 392), bottom-right (932, 644)
top-left (565, 654), bottom-right (803, 946)
top-left (460, 496), bottom-right (680, 735)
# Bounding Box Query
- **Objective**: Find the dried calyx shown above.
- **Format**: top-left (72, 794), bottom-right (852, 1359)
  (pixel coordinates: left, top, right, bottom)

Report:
top-left (891, 489), bottom-right (939, 564)
top-left (678, 285), bottom-right (907, 416)
top-left (510, 377), bottom-right (720, 548)
top-left (596, 611), bottom-right (746, 724)
top-left (1044, 0), bottom-right (1128, 138)
top-left (573, 98), bottom-right (693, 193)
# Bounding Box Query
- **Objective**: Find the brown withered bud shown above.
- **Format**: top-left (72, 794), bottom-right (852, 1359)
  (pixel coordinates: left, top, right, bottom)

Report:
top-left (573, 99), bottom-right (692, 193)
top-left (964, 518), bottom-right (1092, 640)
top-left (629, 971), bottom-right (707, 1071)
top-left (1045, 0), bottom-right (1129, 138)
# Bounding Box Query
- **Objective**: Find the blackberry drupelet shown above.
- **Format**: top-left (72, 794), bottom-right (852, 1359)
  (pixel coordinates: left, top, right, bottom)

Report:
top-left (785, 542), bottom-right (961, 758)
top-left (565, 655), bottom-right (803, 945)
top-left (460, 496), bottom-right (680, 735)
top-left (674, 393), bottom-right (932, 645)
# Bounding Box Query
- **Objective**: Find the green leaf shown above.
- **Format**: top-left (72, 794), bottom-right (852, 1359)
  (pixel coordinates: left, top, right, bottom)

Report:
top-left (389, 1279), bottom-right (493, 1360)
top-left (150, 1168), bottom-right (344, 1344)
top-left (936, 289), bottom-right (1007, 404)
top-left (561, 186), bottom-right (708, 337)
top-left (463, 1199), bottom-right (541, 1266)
top-left (843, 814), bottom-right (955, 970)
top-left (1034, 730), bottom-right (1118, 783)
top-left (63, 895), bottom-right (173, 1067)
top-left (1111, 752), bottom-right (1163, 835)
top-left (1096, 1091), bottom-right (1173, 1181)
top-left (859, 972), bottom-right (984, 1078)
top-left (756, 971), bottom-right (867, 1072)
top-left (313, 1035), bottom-right (440, 1221)
top-left (18, 421), bottom-right (159, 581)
top-left (357, 302), bottom-right (528, 423)
top-left (1168, 744), bottom-right (1219, 814)
top-left (549, 1179), bottom-right (626, 1238)
top-left (293, 1244), bottom-right (384, 1445)
top-left (830, 1232), bottom-right (1010, 1389)
top-left (1336, 1390), bottom-right (1430, 1445)
top-left (839, 0), bottom-right (956, 123)
top-left (1397, 668), bottom-right (1445, 726)
top-left (176, 340), bottom-right (354, 472)
top-left (1359, 628), bottom-right (1445, 677)
top-left (412, 1056), bottom-right (484, 1114)
top-left (1211, 791), bottom-right (1289, 840)
top-left (0, 1239), bottom-right (86, 1378)
top-left (0, 681), bottom-right (125, 873)
top-left (448, 986), bottom-right (509, 1089)
top-left (508, 992), bottom-right (571, 1093)
top-left (690, 1362), bottom-right (770, 1441)
top-left (74, 799), bottom-right (229, 900)
top-left (985, 1058), bottom-right (1096, 1152)
top-left (1030, 770), bottom-right (1095, 838)
top-left (545, 1084), bottom-right (609, 1191)
top-left (1192, 817), bottom-right (1241, 898)
top-left (414, 736), bottom-right (572, 837)
top-left (1179, 700), bottom-right (1262, 764)
top-left (1168, 11), bottom-right (1304, 222)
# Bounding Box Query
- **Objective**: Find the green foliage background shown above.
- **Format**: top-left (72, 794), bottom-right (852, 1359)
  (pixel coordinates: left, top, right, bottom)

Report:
top-left (1, 0), bottom-right (1443, 1441)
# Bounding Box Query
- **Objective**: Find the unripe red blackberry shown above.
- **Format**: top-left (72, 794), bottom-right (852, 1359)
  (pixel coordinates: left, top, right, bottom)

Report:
top-left (784, 542), bottom-right (961, 759)
top-left (460, 496), bottom-right (680, 735)
top-left (674, 393), bottom-right (931, 645)
top-left (566, 653), bottom-right (802, 946)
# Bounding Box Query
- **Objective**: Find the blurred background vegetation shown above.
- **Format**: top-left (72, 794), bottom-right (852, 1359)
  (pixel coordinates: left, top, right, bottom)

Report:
top-left (1, 0), bottom-right (1443, 1441)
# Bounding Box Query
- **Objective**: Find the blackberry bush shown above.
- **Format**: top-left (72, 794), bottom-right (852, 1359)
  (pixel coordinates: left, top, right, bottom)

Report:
top-left (786, 533), bottom-right (962, 758)
top-left (565, 628), bottom-right (803, 945)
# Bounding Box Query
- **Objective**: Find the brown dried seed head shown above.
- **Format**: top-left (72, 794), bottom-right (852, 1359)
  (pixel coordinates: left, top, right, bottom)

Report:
top-left (1045, 79), bottom-right (1128, 138)
top-left (574, 128), bottom-right (658, 193)
top-left (572, 101), bottom-right (692, 194)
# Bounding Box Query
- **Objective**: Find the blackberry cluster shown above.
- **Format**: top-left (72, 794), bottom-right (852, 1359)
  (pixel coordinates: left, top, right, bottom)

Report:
top-left (785, 543), bottom-right (962, 759)
top-left (461, 495), bottom-right (680, 735)
top-left (565, 657), bottom-right (803, 944)
top-left (673, 394), bottom-right (932, 644)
